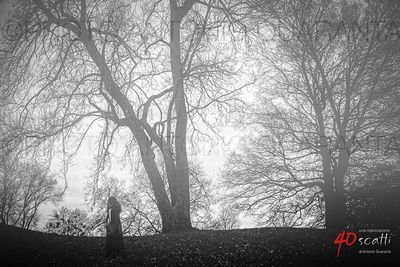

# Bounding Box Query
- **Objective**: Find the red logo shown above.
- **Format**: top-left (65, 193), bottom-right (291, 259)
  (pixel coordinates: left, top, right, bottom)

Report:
top-left (334, 231), bottom-right (357, 257)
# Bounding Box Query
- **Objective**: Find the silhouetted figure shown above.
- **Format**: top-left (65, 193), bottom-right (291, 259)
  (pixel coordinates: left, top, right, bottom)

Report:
top-left (105, 196), bottom-right (124, 256)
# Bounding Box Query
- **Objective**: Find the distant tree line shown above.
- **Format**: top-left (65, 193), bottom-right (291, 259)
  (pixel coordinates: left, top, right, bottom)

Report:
top-left (0, 151), bottom-right (63, 229)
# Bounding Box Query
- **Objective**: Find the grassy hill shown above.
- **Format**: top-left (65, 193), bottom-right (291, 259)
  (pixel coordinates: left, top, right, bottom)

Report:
top-left (0, 223), bottom-right (398, 266)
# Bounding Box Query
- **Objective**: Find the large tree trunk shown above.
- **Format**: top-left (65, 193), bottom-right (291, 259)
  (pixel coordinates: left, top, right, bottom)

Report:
top-left (330, 150), bottom-right (350, 229)
top-left (324, 183), bottom-right (346, 230)
top-left (167, 0), bottom-right (194, 231)
top-left (322, 165), bottom-right (344, 229)
top-left (321, 145), bottom-right (347, 230)
top-left (319, 131), bottom-right (346, 229)
top-left (324, 191), bottom-right (345, 230)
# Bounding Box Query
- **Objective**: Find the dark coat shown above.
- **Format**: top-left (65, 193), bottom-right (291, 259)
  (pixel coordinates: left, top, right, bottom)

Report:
top-left (105, 203), bottom-right (124, 255)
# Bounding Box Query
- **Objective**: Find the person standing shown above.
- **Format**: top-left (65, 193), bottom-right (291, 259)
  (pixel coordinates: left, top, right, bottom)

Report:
top-left (105, 196), bottom-right (124, 256)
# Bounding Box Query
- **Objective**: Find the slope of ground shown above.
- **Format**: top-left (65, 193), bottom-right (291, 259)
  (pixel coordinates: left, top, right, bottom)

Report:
top-left (0, 223), bottom-right (398, 266)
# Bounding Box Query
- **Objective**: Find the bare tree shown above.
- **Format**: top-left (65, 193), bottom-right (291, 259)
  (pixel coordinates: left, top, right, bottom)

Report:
top-left (208, 204), bottom-right (240, 230)
top-left (45, 206), bottom-right (91, 236)
top-left (2, 0), bottom-right (248, 232)
top-left (0, 152), bottom-right (63, 229)
top-left (223, 0), bottom-right (400, 228)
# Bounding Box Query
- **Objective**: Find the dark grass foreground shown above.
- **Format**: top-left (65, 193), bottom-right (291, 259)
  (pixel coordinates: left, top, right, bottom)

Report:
top-left (0, 224), bottom-right (398, 266)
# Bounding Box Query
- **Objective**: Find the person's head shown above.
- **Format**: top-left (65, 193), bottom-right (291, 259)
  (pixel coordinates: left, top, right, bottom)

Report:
top-left (108, 196), bottom-right (117, 207)
top-left (107, 196), bottom-right (121, 213)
